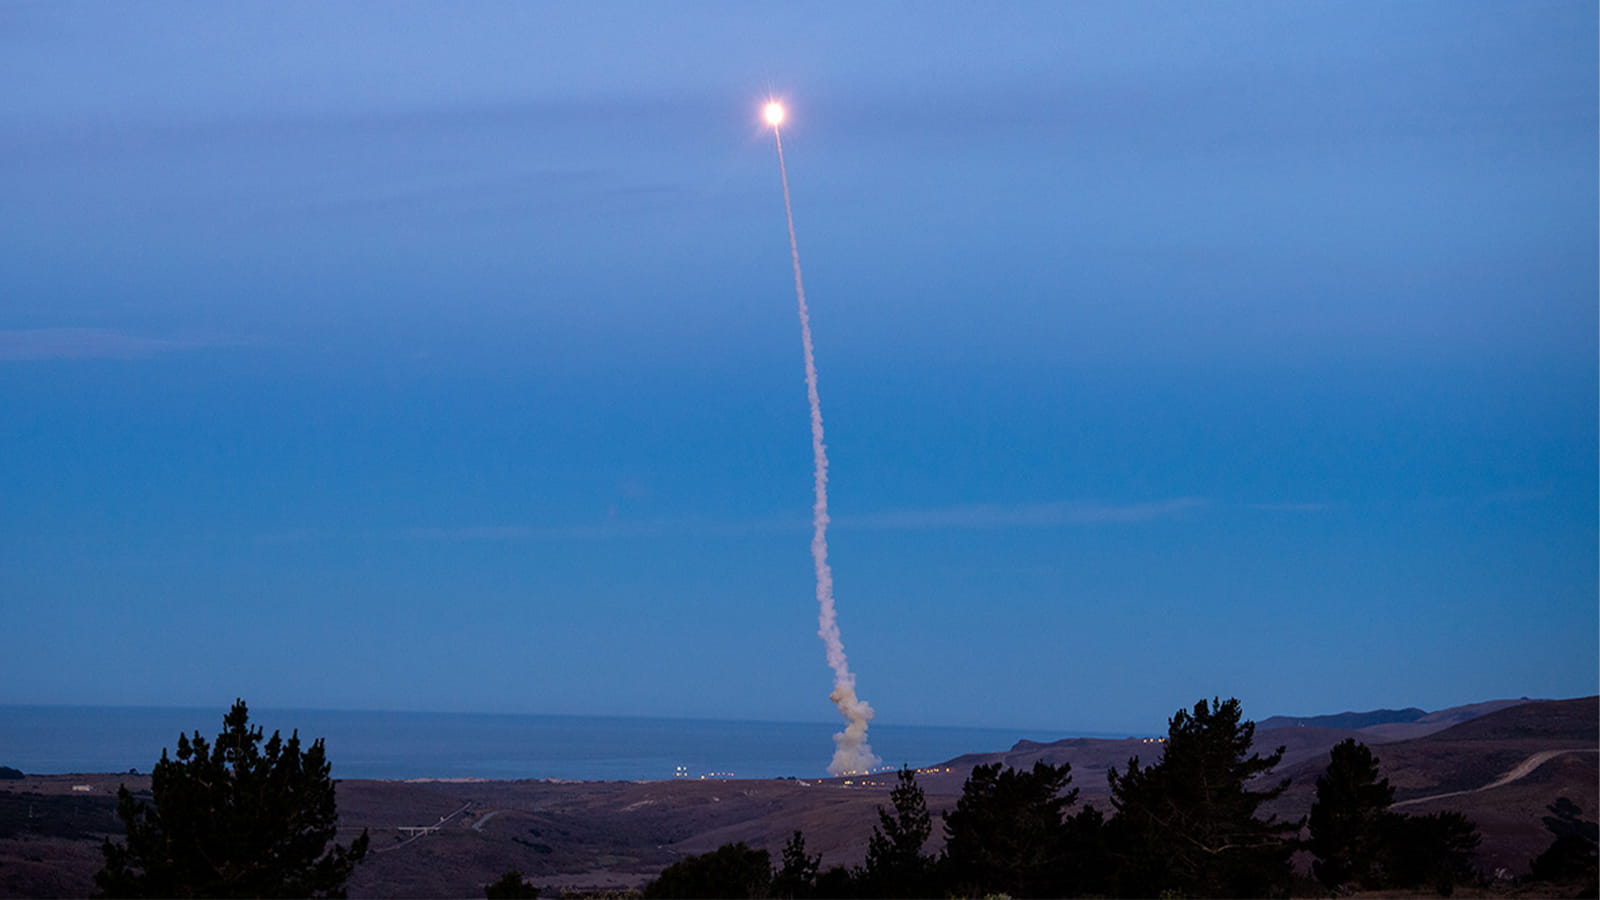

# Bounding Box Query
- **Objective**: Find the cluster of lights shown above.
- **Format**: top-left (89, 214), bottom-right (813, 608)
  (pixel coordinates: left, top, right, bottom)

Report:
top-left (838, 767), bottom-right (955, 787)
top-left (672, 765), bottom-right (736, 780)
top-left (836, 765), bottom-right (955, 786)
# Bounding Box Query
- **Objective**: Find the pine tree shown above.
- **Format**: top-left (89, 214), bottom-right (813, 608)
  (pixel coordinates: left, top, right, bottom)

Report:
top-left (1106, 697), bottom-right (1298, 898)
top-left (1309, 738), bottom-right (1395, 890)
top-left (859, 767), bottom-right (933, 898)
top-left (1058, 803), bottom-right (1112, 897)
top-left (941, 761), bottom-right (1078, 898)
top-left (771, 830), bottom-right (820, 899)
top-left (96, 700), bottom-right (369, 898)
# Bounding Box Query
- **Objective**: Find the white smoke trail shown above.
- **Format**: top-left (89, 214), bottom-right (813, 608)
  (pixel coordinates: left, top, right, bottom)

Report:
top-left (774, 124), bottom-right (881, 777)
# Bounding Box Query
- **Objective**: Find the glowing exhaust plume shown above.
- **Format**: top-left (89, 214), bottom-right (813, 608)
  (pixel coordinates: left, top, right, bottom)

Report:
top-left (767, 101), bottom-right (881, 777)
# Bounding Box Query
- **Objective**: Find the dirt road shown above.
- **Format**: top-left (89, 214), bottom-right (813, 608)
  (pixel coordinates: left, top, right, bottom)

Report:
top-left (1391, 748), bottom-right (1599, 809)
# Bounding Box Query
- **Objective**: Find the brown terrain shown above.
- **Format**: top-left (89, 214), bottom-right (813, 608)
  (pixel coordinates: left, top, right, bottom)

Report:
top-left (1, 697), bottom-right (1593, 898)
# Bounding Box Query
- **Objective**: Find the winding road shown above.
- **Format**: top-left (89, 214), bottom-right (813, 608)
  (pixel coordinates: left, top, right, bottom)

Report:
top-left (1391, 748), bottom-right (1599, 810)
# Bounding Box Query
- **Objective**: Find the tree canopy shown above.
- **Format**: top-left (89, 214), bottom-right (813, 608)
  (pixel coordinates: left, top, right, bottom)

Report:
top-left (941, 760), bottom-right (1078, 898)
top-left (641, 842), bottom-right (772, 899)
top-left (1381, 810), bottom-right (1480, 891)
top-left (858, 767), bottom-right (934, 898)
top-left (95, 700), bottom-right (369, 898)
top-left (1106, 697), bottom-right (1298, 898)
top-left (1309, 737), bottom-right (1395, 890)
top-left (771, 830), bottom-right (820, 899)
top-left (1307, 738), bottom-right (1482, 894)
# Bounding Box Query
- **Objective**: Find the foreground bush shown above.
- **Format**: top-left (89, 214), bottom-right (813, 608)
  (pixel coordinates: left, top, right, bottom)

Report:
top-left (642, 842), bottom-right (771, 898)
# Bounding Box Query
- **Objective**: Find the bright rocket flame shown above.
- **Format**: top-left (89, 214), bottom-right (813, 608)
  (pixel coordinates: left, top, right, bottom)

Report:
top-left (764, 102), bottom-right (786, 127)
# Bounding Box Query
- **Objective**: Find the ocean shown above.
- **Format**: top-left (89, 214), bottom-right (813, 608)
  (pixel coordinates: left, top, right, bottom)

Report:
top-left (0, 706), bottom-right (1100, 781)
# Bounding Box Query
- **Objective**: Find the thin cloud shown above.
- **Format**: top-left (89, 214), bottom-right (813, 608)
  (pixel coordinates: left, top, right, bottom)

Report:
top-left (841, 498), bottom-right (1207, 531)
top-left (403, 525), bottom-right (539, 542)
top-left (1477, 489), bottom-right (1552, 505)
top-left (401, 517), bottom-right (803, 543)
top-left (299, 498), bottom-right (1208, 546)
top-left (0, 328), bottom-right (205, 361)
top-left (1247, 502), bottom-right (1334, 512)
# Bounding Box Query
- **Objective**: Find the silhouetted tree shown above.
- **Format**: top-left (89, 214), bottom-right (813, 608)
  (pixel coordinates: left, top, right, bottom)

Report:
top-left (771, 830), bottom-right (820, 899)
top-left (484, 870), bottom-right (541, 899)
top-left (95, 699), bottom-right (369, 898)
top-left (1307, 738), bottom-right (1482, 894)
top-left (1381, 810), bottom-right (1480, 893)
top-left (1309, 738), bottom-right (1395, 890)
top-left (810, 865), bottom-right (857, 900)
top-left (1059, 803), bottom-right (1114, 897)
top-left (1106, 697), bottom-right (1298, 898)
top-left (941, 761), bottom-right (1078, 897)
top-left (1529, 797), bottom-right (1599, 888)
top-left (858, 767), bottom-right (933, 898)
top-left (642, 842), bottom-right (771, 899)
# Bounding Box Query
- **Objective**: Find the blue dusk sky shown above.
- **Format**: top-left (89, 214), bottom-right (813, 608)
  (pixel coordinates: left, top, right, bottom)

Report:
top-left (1, 2), bottom-right (1595, 736)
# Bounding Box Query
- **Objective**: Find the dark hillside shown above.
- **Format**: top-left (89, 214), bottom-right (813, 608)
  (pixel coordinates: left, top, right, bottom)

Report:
top-left (1356, 698), bottom-right (1540, 742)
top-left (1258, 707), bottom-right (1426, 731)
top-left (1418, 696), bottom-right (1598, 743)
top-left (1251, 725), bottom-right (1371, 770)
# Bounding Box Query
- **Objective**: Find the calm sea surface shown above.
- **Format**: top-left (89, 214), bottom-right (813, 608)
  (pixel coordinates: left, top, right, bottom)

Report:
top-left (0, 706), bottom-right (1105, 781)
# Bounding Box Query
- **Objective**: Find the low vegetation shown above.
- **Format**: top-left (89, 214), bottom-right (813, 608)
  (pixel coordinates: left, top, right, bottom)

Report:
top-left (641, 842), bottom-right (773, 899)
top-left (485, 869), bottom-right (542, 898)
top-left (1527, 796), bottom-right (1600, 890)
